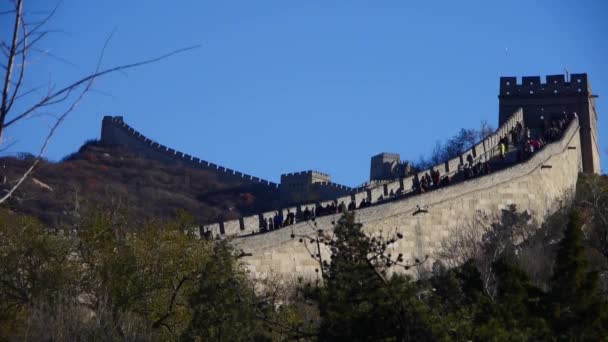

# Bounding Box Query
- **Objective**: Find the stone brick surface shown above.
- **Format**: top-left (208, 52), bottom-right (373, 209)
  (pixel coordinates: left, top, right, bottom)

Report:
top-left (235, 120), bottom-right (582, 280)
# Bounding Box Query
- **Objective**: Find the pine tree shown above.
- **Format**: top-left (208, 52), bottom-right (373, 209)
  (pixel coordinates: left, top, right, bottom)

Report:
top-left (474, 259), bottom-right (550, 340)
top-left (314, 213), bottom-right (433, 341)
top-left (547, 211), bottom-right (608, 339)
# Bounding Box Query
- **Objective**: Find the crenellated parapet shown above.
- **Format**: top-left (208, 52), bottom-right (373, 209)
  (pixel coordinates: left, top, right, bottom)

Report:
top-left (498, 73), bottom-right (600, 174)
top-left (499, 74), bottom-right (589, 98)
top-left (279, 169), bottom-right (353, 206)
top-left (201, 107), bottom-right (526, 240)
top-left (236, 116), bottom-right (584, 280)
top-left (100, 116), bottom-right (279, 187)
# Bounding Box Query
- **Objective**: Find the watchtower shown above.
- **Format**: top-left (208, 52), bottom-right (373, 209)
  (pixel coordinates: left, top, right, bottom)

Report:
top-left (369, 153), bottom-right (411, 181)
top-left (498, 73), bottom-right (600, 173)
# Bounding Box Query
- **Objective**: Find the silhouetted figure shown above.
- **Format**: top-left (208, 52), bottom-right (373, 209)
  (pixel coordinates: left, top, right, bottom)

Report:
top-left (421, 173), bottom-right (431, 191)
top-left (303, 206), bottom-right (311, 220)
top-left (431, 169), bottom-right (440, 187)
top-left (483, 162), bottom-right (491, 174)
top-left (511, 128), bottom-right (518, 147)
top-left (464, 164), bottom-right (472, 179)
top-left (348, 201), bottom-right (356, 211)
top-left (286, 209), bottom-right (295, 225)
top-left (412, 174), bottom-right (422, 194)
top-left (329, 202), bottom-right (337, 214)
top-left (315, 203), bottom-right (324, 216)
top-left (273, 211), bottom-right (283, 229)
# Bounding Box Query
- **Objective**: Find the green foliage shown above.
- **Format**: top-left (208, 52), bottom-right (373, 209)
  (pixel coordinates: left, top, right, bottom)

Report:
top-left (309, 213), bottom-right (434, 341)
top-left (0, 210), bottom-right (77, 337)
top-left (473, 259), bottom-right (550, 340)
top-left (0, 209), bottom-right (267, 340)
top-left (547, 211), bottom-right (608, 340)
top-left (183, 241), bottom-right (271, 341)
top-left (307, 208), bottom-right (608, 341)
top-left (2, 174), bottom-right (608, 340)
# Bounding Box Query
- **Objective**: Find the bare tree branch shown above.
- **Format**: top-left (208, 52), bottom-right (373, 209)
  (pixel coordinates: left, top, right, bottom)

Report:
top-left (0, 71), bottom-right (88, 204)
top-left (5, 11), bottom-right (28, 116)
top-left (0, 0), bottom-right (23, 139)
top-left (14, 1), bottom-right (60, 49)
top-left (3, 44), bottom-right (200, 131)
top-left (0, 0), bottom-right (199, 204)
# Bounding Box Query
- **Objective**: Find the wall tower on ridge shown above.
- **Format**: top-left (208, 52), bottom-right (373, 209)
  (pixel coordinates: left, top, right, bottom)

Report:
top-left (498, 73), bottom-right (600, 173)
top-left (369, 152), bottom-right (412, 182)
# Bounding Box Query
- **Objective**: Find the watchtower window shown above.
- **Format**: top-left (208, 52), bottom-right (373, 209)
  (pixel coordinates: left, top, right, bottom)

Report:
top-left (577, 78), bottom-right (582, 83)
top-left (578, 88), bottom-right (582, 92)
top-left (529, 81), bottom-right (534, 85)
top-left (553, 80), bottom-right (557, 84)
top-left (506, 81), bottom-right (510, 86)
top-left (529, 90), bottom-right (534, 94)
top-left (506, 91), bottom-right (510, 95)
top-left (553, 90), bottom-right (558, 94)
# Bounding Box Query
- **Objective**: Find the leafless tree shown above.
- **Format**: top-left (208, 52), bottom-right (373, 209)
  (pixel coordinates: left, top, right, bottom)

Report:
top-left (437, 206), bottom-right (539, 298)
top-left (0, 0), bottom-right (198, 204)
top-left (291, 213), bottom-right (428, 284)
top-left (579, 176), bottom-right (608, 270)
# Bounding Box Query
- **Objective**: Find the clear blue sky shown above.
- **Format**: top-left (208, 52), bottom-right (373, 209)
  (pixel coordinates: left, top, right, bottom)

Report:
top-left (5, 0), bottom-right (608, 185)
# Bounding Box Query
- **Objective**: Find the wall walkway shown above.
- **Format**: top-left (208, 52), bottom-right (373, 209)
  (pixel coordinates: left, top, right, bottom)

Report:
top-left (201, 109), bottom-right (525, 237)
top-left (235, 118), bottom-right (583, 280)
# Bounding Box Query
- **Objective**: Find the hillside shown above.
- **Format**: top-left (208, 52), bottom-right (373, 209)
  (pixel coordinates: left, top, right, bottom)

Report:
top-left (0, 140), bottom-right (281, 227)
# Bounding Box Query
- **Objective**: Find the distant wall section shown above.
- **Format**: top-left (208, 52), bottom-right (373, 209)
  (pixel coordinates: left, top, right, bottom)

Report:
top-left (100, 116), bottom-right (279, 187)
top-left (279, 170), bottom-right (353, 205)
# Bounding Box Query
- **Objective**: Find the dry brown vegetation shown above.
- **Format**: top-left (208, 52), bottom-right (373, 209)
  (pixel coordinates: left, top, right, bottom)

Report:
top-left (0, 140), bottom-right (281, 228)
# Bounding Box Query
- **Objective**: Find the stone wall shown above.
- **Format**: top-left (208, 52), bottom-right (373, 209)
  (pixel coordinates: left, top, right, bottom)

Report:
top-left (279, 170), bottom-right (353, 205)
top-left (498, 73), bottom-right (600, 174)
top-left (235, 118), bottom-right (583, 280)
top-left (100, 116), bottom-right (279, 187)
top-left (201, 108), bottom-right (524, 239)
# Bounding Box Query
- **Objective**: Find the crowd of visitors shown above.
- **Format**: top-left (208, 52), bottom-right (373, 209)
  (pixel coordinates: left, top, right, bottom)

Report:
top-left (260, 201), bottom-right (351, 231)
top-left (411, 168), bottom-right (450, 194)
top-left (256, 113), bottom-right (575, 234)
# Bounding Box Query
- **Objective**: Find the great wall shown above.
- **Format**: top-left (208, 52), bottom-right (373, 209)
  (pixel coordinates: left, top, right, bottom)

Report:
top-left (100, 73), bottom-right (600, 280)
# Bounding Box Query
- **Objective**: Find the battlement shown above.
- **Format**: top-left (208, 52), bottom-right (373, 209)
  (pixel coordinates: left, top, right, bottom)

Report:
top-left (279, 169), bottom-right (352, 204)
top-left (370, 152), bottom-right (409, 181)
top-left (371, 152), bottom-right (400, 160)
top-left (236, 116), bottom-right (584, 280)
top-left (311, 181), bottom-right (353, 191)
top-left (499, 74), bottom-right (590, 97)
top-left (203, 107), bottom-right (527, 239)
top-left (498, 73), bottom-right (600, 174)
top-left (101, 116), bottom-right (279, 188)
top-left (280, 170), bottom-right (331, 181)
